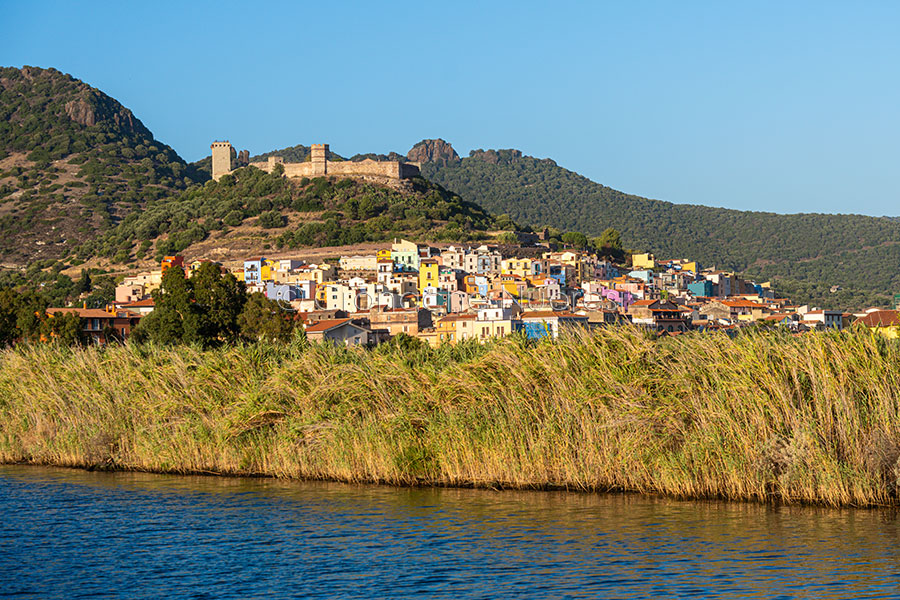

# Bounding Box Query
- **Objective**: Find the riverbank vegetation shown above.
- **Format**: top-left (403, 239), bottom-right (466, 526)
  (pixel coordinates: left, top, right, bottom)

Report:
top-left (2, 327), bottom-right (900, 507)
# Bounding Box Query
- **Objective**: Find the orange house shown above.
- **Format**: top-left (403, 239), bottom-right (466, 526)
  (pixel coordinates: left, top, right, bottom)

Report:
top-left (161, 255), bottom-right (185, 274)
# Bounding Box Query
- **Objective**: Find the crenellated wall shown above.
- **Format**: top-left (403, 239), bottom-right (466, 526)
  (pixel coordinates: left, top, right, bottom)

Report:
top-left (244, 142), bottom-right (420, 182)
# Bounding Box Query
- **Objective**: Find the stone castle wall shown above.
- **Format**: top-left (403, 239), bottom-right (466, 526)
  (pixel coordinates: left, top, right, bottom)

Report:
top-left (215, 141), bottom-right (420, 182)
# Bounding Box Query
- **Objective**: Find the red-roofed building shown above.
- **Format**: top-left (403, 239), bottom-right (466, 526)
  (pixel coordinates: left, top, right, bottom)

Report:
top-left (854, 310), bottom-right (900, 337)
top-left (119, 297), bottom-right (155, 316)
top-left (46, 306), bottom-right (142, 344)
top-left (304, 318), bottom-right (376, 346)
top-left (627, 299), bottom-right (691, 332)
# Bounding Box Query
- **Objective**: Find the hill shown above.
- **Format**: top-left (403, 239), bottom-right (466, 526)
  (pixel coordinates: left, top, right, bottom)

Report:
top-left (74, 165), bottom-right (502, 268)
top-left (0, 66), bottom-right (206, 266)
top-left (413, 140), bottom-right (900, 308)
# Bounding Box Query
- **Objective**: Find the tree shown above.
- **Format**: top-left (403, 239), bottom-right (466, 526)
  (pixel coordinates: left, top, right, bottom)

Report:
top-left (597, 228), bottom-right (623, 252)
top-left (0, 289), bottom-right (22, 346)
top-left (191, 262), bottom-right (246, 344)
top-left (135, 266), bottom-right (192, 345)
top-left (496, 231), bottom-right (518, 244)
top-left (41, 312), bottom-right (85, 345)
top-left (134, 262), bottom-right (246, 347)
top-left (494, 213), bottom-right (516, 230)
top-left (561, 231), bottom-right (588, 248)
top-left (13, 291), bottom-right (49, 343)
top-left (258, 210), bottom-right (286, 229)
top-left (238, 293), bottom-right (294, 342)
top-left (76, 269), bottom-right (92, 294)
top-left (223, 210), bottom-right (244, 227)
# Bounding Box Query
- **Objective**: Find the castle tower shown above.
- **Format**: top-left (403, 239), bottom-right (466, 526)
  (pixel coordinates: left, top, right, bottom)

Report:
top-left (310, 143), bottom-right (328, 176)
top-left (211, 141), bottom-right (233, 181)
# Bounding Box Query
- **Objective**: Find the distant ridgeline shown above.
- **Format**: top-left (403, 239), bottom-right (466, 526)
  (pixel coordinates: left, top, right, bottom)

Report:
top-left (210, 141), bottom-right (420, 185)
top-left (410, 139), bottom-right (900, 310)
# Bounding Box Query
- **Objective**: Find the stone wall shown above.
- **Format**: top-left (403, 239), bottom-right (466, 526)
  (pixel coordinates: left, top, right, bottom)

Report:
top-left (221, 140), bottom-right (420, 183)
top-left (248, 156), bottom-right (420, 181)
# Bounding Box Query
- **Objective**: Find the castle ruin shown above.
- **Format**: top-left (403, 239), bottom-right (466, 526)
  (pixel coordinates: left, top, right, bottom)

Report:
top-left (210, 141), bottom-right (420, 184)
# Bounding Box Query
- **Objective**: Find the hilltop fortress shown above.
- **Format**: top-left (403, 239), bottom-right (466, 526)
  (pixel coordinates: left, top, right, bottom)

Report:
top-left (211, 141), bottom-right (420, 184)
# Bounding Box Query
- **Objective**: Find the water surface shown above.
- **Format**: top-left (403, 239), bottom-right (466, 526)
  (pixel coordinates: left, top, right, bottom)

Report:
top-left (1, 465), bottom-right (898, 598)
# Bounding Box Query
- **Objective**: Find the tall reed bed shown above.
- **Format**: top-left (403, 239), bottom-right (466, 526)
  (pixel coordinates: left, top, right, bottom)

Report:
top-left (1, 327), bottom-right (899, 506)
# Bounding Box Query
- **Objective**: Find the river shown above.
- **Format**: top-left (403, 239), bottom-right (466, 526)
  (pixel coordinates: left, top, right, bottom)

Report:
top-left (1, 465), bottom-right (899, 598)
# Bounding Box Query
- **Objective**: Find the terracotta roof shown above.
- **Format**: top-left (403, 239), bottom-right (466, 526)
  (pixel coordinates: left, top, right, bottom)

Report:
top-left (122, 298), bottom-right (155, 307)
top-left (855, 311), bottom-right (900, 327)
top-left (722, 300), bottom-right (766, 309)
top-left (438, 314), bottom-right (477, 322)
top-left (631, 299), bottom-right (655, 306)
top-left (304, 318), bottom-right (353, 333)
top-left (764, 313), bottom-right (793, 321)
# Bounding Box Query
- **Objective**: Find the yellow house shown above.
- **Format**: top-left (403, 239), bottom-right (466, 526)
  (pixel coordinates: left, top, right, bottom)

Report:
top-left (425, 313), bottom-right (478, 342)
top-left (854, 310), bottom-right (900, 338)
top-left (421, 316), bottom-right (462, 347)
top-left (376, 248), bottom-right (392, 261)
top-left (497, 274), bottom-right (527, 298)
top-left (283, 264), bottom-right (337, 285)
top-left (474, 317), bottom-right (516, 341)
top-left (418, 259), bottom-right (439, 294)
top-left (260, 258), bottom-right (279, 282)
top-left (632, 253), bottom-right (655, 270)
top-left (501, 257), bottom-right (533, 278)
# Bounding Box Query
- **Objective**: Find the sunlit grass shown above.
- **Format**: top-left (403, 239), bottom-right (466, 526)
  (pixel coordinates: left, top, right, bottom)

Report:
top-left (1, 327), bottom-right (899, 506)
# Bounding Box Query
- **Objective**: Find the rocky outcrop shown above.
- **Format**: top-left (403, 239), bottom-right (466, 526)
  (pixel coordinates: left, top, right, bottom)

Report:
top-left (64, 90), bottom-right (148, 136)
top-left (407, 139), bottom-right (460, 166)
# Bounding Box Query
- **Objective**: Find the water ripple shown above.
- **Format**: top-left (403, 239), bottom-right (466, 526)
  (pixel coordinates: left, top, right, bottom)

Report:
top-left (2, 466), bottom-right (900, 598)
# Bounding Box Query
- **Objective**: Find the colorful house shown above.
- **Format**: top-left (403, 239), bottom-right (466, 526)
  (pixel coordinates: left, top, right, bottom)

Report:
top-left (161, 255), bottom-right (184, 274)
top-left (304, 319), bottom-right (374, 346)
top-left (418, 258), bottom-right (439, 297)
top-left (243, 258), bottom-right (266, 285)
top-left (632, 253), bottom-right (655, 270)
top-left (521, 311), bottom-right (590, 339)
top-left (46, 306), bottom-right (142, 344)
top-left (501, 257), bottom-right (533, 279)
top-left (391, 239), bottom-right (421, 271)
top-left (854, 310), bottom-right (900, 337)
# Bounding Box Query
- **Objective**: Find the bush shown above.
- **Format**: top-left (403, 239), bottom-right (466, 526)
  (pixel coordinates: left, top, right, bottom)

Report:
top-left (223, 210), bottom-right (244, 227)
top-left (258, 210), bottom-right (286, 229)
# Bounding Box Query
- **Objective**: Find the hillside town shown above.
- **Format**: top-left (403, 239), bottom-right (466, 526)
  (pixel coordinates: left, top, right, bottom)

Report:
top-left (48, 238), bottom-right (900, 346)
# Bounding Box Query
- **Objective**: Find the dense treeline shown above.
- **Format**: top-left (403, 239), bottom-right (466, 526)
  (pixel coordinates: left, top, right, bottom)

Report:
top-left (420, 148), bottom-right (900, 308)
top-left (75, 165), bottom-right (502, 265)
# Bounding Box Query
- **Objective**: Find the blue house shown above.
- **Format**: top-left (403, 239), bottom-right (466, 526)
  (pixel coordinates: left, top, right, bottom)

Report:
top-left (547, 264), bottom-right (566, 287)
top-left (687, 280), bottom-right (713, 297)
top-left (243, 258), bottom-right (265, 285)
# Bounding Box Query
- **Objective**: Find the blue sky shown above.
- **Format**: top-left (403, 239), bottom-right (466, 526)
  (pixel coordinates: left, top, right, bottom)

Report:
top-left (2, 1), bottom-right (899, 215)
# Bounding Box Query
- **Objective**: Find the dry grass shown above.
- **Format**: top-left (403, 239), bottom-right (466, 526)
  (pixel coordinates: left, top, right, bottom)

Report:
top-left (2, 327), bottom-right (900, 506)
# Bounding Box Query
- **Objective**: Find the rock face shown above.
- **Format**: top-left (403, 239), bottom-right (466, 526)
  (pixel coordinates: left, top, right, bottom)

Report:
top-left (407, 139), bottom-right (460, 166)
top-left (63, 91), bottom-right (147, 136)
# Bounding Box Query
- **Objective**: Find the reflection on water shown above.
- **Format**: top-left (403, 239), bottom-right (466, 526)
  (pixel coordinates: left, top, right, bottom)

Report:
top-left (1, 465), bottom-right (899, 598)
